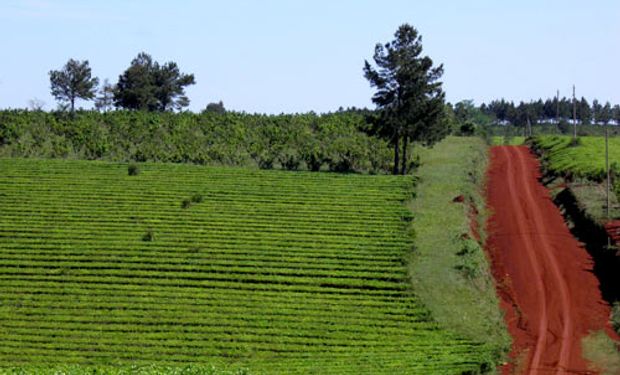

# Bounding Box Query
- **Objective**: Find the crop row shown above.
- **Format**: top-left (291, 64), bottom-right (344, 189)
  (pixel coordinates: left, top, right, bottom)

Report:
top-left (0, 158), bottom-right (488, 373)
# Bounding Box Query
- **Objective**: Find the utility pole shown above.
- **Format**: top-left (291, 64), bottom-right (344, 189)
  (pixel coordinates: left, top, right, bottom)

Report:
top-left (572, 85), bottom-right (577, 141)
top-left (606, 120), bottom-right (611, 247)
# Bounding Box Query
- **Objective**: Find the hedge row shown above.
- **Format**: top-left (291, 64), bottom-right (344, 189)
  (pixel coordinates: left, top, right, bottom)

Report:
top-left (0, 110), bottom-right (392, 173)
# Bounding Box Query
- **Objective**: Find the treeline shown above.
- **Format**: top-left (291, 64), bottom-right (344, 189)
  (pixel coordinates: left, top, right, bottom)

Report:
top-left (0, 110), bottom-right (394, 174)
top-left (23, 24), bottom-right (450, 175)
top-left (452, 98), bottom-right (620, 128)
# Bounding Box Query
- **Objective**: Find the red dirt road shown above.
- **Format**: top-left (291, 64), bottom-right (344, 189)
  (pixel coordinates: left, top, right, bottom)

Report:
top-left (486, 146), bottom-right (617, 374)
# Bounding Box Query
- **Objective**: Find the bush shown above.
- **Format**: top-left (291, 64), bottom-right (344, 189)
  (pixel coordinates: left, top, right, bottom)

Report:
top-left (142, 229), bottom-right (154, 242)
top-left (190, 193), bottom-right (204, 203)
top-left (568, 137), bottom-right (582, 147)
top-left (181, 198), bottom-right (192, 209)
top-left (128, 163), bottom-right (140, 176)
top-left (0, 109), bottom-right (394, 174)
top-left (459, 121), bottom-right (476, 136)
top-left (278, 149), bottom-right (302, 171)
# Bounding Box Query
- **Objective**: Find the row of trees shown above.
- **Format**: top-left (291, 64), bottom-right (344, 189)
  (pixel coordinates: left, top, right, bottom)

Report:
top-left (480, 98), bottom-right (620, 127)
top-left (48, 53), bottom-right (196, 114)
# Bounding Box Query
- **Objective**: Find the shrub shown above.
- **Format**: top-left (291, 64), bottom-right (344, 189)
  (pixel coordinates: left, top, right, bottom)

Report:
top-left (128, 163), bottom-right (140, 176)
top-left (459, 121), bottom-right (476, 136)
top-left (142, 229), bottom-right (154, 242)
top-left (181, 198), bottom-right (192, 209)
top-left (569, 137), bottom-right (582, 147)
top-left (190, 193), bottom-right (204, 203)
top-left (278, 149), bottom-right (302, 171)
top-left (0, 109), bottom-right (394, 174)
top-left (455, 237), bottom-right (486, 280)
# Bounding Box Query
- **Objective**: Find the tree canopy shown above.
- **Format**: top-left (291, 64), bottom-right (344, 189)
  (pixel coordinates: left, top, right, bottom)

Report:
top-left (114, 52), bottom-right (196, 111)
top-left (204, 101), bottom-right (226, 115)
top-left (363, 24), bottom-right (446, 174)
top-left (49, 59), bottom-right (99, 114)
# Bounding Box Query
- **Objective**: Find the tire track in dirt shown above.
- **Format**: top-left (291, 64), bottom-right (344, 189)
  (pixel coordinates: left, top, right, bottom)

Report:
top-left (499, 146), bottom-right (550, 372)
top-left (511, 146), bottom-right (573, 374)
top-left (487, 146), bottom-right (618, 374)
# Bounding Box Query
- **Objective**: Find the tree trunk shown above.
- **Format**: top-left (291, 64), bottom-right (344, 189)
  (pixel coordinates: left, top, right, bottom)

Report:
top-left (392, 133), bottom-right (400, 175)
top-left (70, 97), bottom-right (75, 115)
top-left (401, 135), bottom-right (408, 175)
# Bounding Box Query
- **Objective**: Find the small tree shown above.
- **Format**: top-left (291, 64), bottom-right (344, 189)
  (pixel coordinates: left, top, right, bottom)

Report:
top-left (600, 102), bottom-right (612, 125)
top-left (95, 79), bottom-right (115, 112)
top-left (204, 101), bottom-right (226, 114)
top-left (153, 61), bottom-right (196, 111)
top-left (28, 98), bottom-right (46, 111)
top-left (49, 59), bottom-right (99, 114)
top-left (364, 24), bottom-right (446, 174)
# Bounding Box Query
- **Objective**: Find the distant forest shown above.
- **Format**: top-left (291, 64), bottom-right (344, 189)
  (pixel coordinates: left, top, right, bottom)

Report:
top-left (450, 97), bottom-right (620, 128)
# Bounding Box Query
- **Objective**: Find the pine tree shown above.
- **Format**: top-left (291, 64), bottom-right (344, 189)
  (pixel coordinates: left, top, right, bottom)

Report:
top-left (363, 24), bottom-right (446, 174)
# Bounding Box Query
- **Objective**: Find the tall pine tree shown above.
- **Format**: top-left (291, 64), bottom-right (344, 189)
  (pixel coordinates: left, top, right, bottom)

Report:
top-left (364, 24), bottom-right (446, 174)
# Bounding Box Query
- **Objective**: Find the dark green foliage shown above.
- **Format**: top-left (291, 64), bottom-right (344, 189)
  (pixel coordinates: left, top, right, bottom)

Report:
top-left (363, 24), bottom-right (447, 175)
top-left (190, 193), bottom-right (204, 203)
top-left (568, 137), bottom-right (582, 147)
top-left (455, 238), bottom-right (483, 279)
top-left (458, 121), bottom-right (477, 136)
top-left (481, 96), bottom-right (620, 129)
top-left (49, 59), bottom-right (99, 114)
top-left (182, 193), bottom-right (204, 209)
top-left (127, 163), bottom-right (140, 176)
top-left (452, 100), bottom-right (493, 135)
top-left (114, 52), bottom-right (196, 111)
top-left (0, 110), bottom-right (391, 174)
top-left (204, 101), bottom-right (226, 115)
top-left (558, 119), bottom-right (570, 134)
top-left (142, 229), bottom-right (154, 242)
top-left (577, 97), bottom-right (592, 124)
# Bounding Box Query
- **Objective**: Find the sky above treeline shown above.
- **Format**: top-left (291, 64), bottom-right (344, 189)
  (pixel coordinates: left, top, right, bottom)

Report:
top-left (1, 0), bottom-right (618, 114)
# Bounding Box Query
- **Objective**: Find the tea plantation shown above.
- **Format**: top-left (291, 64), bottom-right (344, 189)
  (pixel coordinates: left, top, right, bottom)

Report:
top-left (0, 159), bottom-right (490, 373)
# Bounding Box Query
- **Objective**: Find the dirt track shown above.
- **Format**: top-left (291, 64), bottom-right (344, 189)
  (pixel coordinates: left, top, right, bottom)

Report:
top-left (486, 146), bottom-right (617, 374)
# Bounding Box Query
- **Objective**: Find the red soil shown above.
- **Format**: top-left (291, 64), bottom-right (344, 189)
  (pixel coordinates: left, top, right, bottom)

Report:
top-left (486, 146), bottom-right (618, 375)
top-left (604, 220), bottom-right (620, 245)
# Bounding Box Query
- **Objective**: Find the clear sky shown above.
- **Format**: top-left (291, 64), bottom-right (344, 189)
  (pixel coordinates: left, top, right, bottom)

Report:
top-left (0, 0), bottom-right (618, 113)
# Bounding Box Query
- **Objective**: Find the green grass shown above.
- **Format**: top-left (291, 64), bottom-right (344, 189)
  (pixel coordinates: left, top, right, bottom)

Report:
top-left (409, 137), bottom-right (511, 363)
top-left (0, 157), bottom-right (493, 374)
top-left (491, 136), bottom-right (525, 146)
top-left (582, 330), bottom-right (620, 375)
top-left (570, 182), bottom-right (620, 222)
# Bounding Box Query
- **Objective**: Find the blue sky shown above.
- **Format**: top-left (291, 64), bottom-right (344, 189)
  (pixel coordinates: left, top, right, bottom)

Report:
top-left (0, 0), bottom-right (618, 113)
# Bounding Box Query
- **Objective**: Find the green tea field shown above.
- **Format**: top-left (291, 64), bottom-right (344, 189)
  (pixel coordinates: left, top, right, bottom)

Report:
top-left (0, 159), bottom-right (490, 374)
top-left (533, 135), bottom-right (620, 180)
